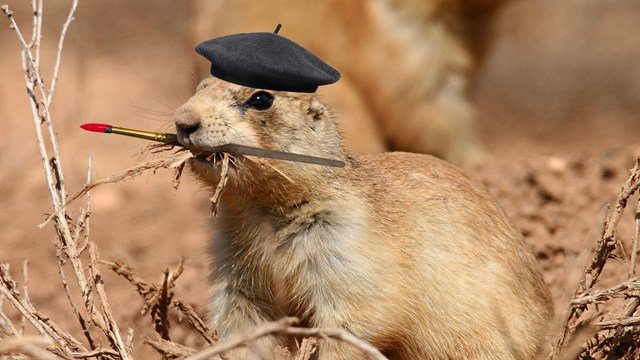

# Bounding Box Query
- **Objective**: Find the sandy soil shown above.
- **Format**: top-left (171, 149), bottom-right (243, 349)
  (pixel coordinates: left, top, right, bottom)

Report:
top-left (1, 0), bottom-right (640, 358)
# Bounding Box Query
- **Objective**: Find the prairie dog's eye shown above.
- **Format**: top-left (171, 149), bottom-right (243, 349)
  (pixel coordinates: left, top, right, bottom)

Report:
top-left (245, 91), bottom-right (274, 110)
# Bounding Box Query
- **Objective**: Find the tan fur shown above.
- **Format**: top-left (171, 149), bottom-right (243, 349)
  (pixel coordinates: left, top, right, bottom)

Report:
top-left (190, 0), bottom-right (508, 163)
top-left (175, 77), bottom-right (552, 359)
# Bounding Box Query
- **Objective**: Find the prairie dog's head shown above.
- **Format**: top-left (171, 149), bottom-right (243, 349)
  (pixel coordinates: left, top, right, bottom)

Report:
top-left (174, 77), bottom-right (345, 188)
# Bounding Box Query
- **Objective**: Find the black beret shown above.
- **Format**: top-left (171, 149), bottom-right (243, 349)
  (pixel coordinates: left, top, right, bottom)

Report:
top-left (195, 31), bottom-right (341, 93)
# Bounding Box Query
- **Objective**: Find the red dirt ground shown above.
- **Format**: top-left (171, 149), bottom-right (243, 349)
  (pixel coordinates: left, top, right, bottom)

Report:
top-left (1, 1), bottom-right (640, 358)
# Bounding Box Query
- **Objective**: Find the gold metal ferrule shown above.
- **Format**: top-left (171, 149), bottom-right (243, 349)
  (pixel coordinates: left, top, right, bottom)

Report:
top-left (110, 126), bottom-right (167, 143)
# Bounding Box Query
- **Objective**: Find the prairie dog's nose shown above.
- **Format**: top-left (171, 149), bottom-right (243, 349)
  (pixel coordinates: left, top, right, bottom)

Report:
top-left (175, 107), bottom-right (200, 145)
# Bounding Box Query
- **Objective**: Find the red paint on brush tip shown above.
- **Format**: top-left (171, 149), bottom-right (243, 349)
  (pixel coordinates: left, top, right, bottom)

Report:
top-left (80, 123), bottom-right (112, 133)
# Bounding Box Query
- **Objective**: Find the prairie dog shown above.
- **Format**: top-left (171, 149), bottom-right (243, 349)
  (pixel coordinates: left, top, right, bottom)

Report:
top-left (175, 76), bottom-right (552, 359)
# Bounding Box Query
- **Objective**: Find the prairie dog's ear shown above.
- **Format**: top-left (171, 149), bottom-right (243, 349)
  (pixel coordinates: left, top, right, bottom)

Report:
top-left (307, 98), bottom-right (328, 122)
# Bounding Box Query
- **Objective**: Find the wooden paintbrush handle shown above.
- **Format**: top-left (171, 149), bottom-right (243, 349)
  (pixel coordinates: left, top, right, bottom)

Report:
top-left (162, 133), bottom-right (344, 167)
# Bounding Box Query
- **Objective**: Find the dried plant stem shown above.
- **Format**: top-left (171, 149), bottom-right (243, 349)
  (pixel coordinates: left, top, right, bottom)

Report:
top-left (1, 2), bottom-right (132, 359)
top-left (0, 308), bottom-right (18, 338)
top-left (47, 0), bottom-right (77, 107)
top-left (210, 153), bottom-right (230, 216)
top-left (582, 159), bottom-right (640, 292)
top-left (570, 279), bottom-right (640, 306)
top-left (0, 265), bottom-right (86, 355)
top-left (593, 315), bottom-right (640, 329)
top-left (145, 337), bottom-right (197, 358)
top-left (3, 0), bottom-right (91, 332)
top-left (548, 158), bottom-right (640, 358)
top-left (278, 327), bottom-right (384, 360)
top-left (0, 271), bottom-right (50, 342)
top-left (39, 150), bottom-right (193, 228)
top-left (617, 192), bottom-right (640, 331)
top-left (184, 317), bottom-right (389, 360)
top-left (294, 337), bottom-right (318, 360)
top-left (20, 260), bottom-right (29, 336)
top-left (88, 243), bottom-right (131, 359)
top-left (183, 318), bottom-right (301, 360)
top-left (69, 348), bottom-right (120, 359)
top-left (172, 300), bottom-right (219, 345)
top-left (0, 336), bottom-right (57, 360)
top-left (103, 258), bottom-right (234, 358)
top-left (3, 1), bottom-right (71, 216)
top-left (630, 196), bottom-right (640, 277)
top-left (55, 256), bottom-right (96, 348)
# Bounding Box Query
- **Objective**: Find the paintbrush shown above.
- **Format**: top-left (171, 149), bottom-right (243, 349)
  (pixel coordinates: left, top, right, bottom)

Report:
top-left (80, 123), bottom-right (345, 168)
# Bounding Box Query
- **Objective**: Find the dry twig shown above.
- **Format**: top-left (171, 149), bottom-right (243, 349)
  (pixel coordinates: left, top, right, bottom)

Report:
top-left (210, 153), bottom-right (230, 217)
top-left (39, 150), bottom-right (193, 228)
top-left (104, 259), bottom-right (224, 358)
top-left (172, 300), bottom-right (219, 345)
top-left (294, 337), bottom-right (318, 360)
top-left (548, 158), bottom-right (640, 359)
top-left (88, 244), bottom-right (131, 358)
top-left (1, 2), bottom-right (131, 359)
top-left (0, 264), bottom-right (85, 356)
top-left (0, 336), bottom-right (56, 360)
top-left (144, 337), bottom-right (197, 359)
top-left (184, 317), bottom-right (388, 360)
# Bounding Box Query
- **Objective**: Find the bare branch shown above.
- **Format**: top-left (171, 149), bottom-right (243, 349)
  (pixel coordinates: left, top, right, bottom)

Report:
top-left (0, 264), bottom-right (86, 355)
top-left (593, 315), bottom-right (640, 329)
top-left (55, 255), bottom-right (96, 349)
top-left (294, 337), bottom-right (318, 360)
top-left (583, 158), bottom-right (640, 292)
top-left (630, 195), bottom-right (640, 277)
top-left (39, 151), bottom-right (193, 228)
top-left (4, 3), bottom-right (93, 323)
top-left (46, 0), bottom-right (78, 108)
top-left (570, 279), bottom-right (640, 306)
top-left (20, 260), bottom-right (30, 336)
top-left (2, 2), bottom-right (143, 360)
top-left (276, 326), bottom-right (387, 360)
top-left (1, 5), bottom-right (31, 48)
top-left (548, 158), bottom-right (640, 358)
top-left (210, 153), bottom-right (230, 216)
top-left (69, 348), bottom-right (121, 359)
top-left (0, 336), bottom-right (57, 360)
top-left (184, 317), bottom-right (389, 360)
top-left (32, 0), bottom-right (43, 65)
top-left (87, 244), bottom-right (131, 359)
top-left (145, 336), bottom-right (197, 358)
top-left (172, 300), bottom-right (218, 345)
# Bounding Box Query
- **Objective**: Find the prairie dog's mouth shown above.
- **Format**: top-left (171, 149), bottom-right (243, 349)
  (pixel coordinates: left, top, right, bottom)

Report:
top-left (193, 152), bottom-right (226, 163)
top-left (188, 150), bottom-right (238, 186)
top-left (191, 151), bottom-right (239, 170)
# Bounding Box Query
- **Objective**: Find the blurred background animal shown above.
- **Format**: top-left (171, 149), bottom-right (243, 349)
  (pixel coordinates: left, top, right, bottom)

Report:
top-left (191, 0), bottom-right (640, 164)
top-left (191, 0), bottom-right (508, 164)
